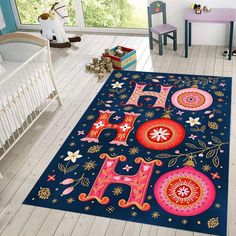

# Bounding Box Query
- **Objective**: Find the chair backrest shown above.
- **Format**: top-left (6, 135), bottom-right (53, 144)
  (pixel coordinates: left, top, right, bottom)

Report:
top-left (147, 1), bottom-right (167, 28)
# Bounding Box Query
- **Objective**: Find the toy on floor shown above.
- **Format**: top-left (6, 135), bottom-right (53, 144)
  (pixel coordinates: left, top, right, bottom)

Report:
top-left (105, 46), bottom-right (127, 57)
top-left (38, 1), bottom-right (81, 48)
top-left (86, 56), bottom-right (113, 80)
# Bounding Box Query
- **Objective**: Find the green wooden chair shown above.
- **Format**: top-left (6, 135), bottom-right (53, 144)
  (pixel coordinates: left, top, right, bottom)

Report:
top-left (147, 1), bottom-right (177, 55)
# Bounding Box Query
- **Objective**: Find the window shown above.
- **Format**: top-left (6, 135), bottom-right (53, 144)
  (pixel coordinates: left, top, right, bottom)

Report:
top-left (13, 0), bottom-right (147, 30)
top-left (82, 0), bottom-right (147, 29)
top-left (15, 0), bottom-right (77, 26)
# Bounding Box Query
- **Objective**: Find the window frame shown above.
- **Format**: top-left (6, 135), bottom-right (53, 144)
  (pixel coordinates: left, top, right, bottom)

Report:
top-left (10, 0), bottom-right (147, 34)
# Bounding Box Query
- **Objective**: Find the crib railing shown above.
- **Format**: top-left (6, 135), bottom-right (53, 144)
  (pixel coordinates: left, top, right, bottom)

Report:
top-left (0, 46), bottom-right (62, 160)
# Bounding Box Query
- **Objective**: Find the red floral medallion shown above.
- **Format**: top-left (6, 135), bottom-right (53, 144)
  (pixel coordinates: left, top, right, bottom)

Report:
top-left (136, 118), bottom-right (185, 150)
top-left (167, 178), bottom-right (200, 206)
top-left (154, 166), bottom-right (216, 216)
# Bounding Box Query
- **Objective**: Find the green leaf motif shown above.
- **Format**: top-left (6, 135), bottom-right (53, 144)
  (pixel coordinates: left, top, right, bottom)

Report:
top-left (198, 140), bottom-right (206, 147)
top-left (156, 153), bottom-right (171, 158)
top-left (206, 150), bottom-right (216, 158)
top-left (185, 143), bottom-right (197, 148)
top-left (87, 145), bottom-right (102, 153)
top-left (215, 91), bottom-right (224, 97)
top-left (211, 136), bottom-right (221, 144)
top-left (168, 158), bottom-right (177, 167)
top-left (201, 125), bottom-right (206, 132)
top-left (213, 156), bottom-right (220, 168)
top-left (81, 177), bottom-right (90, 187)
top-left (58, 163), bottom-right (66, 172)
top-left (67, 164), bottom-right (79, 173)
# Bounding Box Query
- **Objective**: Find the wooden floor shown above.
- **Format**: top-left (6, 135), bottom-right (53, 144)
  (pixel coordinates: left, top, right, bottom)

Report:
top-left (0, 34), bottom-right (235, 236)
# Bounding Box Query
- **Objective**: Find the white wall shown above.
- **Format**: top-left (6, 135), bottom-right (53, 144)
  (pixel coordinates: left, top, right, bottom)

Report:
top-left (148, 0), bottom-right (236, 46)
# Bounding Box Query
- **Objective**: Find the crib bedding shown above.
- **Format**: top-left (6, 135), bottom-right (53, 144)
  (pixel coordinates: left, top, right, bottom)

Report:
top-left (0, 61), bottom-right (23, 81)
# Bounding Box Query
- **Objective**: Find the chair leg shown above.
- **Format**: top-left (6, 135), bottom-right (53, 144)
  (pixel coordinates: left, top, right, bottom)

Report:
top-left (164, 34), bottom-right (167, 45)
top-left (149, 30), bottom-right (154, 49)
top-left (158, 34), bottom-right (163, 55)
top-left (173, 31), bottom-right (177, 51)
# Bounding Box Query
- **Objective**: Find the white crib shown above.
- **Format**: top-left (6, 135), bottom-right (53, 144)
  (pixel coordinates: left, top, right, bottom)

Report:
top-left (0, 32), bottom-right (62, 167)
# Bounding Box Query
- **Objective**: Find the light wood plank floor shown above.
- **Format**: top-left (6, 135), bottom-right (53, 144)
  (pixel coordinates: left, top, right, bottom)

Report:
top-left (0, 34), bottom-right (235, 236)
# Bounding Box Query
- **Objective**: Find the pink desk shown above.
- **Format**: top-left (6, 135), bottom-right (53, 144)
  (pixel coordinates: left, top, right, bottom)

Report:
top-left (184, 8), bottom-right (236, 60)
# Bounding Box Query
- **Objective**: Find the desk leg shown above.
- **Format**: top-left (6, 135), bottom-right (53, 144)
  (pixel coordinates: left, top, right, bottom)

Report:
top-left (189, 22), bottom-right (192, 47)
top-left (228, 21), bottom-right (234, 60)
top-left (185, 20), bottom-right (188, 58)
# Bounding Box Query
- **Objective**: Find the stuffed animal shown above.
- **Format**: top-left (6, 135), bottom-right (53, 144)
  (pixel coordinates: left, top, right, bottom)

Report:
top-left (194, 4), bottom-right (202, 14)
top-left (203, 6), bottom-right (211, 12)
top-left (38, 1), bottom-right (81, 48)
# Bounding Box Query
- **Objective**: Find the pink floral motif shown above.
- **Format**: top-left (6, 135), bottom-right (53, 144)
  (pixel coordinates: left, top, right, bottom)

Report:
top-left (171, 88), bottom-right (213, 111)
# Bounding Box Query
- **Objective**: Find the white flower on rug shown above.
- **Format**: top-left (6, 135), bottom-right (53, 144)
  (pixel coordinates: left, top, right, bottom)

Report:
top-left (176, 186), bottom-right (190, 197)
top-left (64, 150), bottom-right (82, 163)
top-left (149, 127), bottom-right (171, 142)
top-left (111, 81), bottom-right (124, 89)
top-left (186, 117), bottom-right (201, 126)
top-left (122, 164), bottom-right (133, 172)
top-left (120, 123), bottom-right (131, 132)
top-left (94, 121), bottom-right (105, 129)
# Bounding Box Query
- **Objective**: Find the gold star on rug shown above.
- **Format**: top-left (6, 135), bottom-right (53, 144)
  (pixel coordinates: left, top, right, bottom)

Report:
top-left (106, 206), bottom-right (115, 213)
top-left (112, 186), bottom-right (123, 196)
top-left (67, 197), bottom-right (75, 204)
top-left (83, 160), bottom-right (97, 171)
top-left (128, 147), bottom-right (140, 155)
top-left (87, 115), bottom-right (95, 120)
top-left (131, 211), bottom-right (137, 217)
top-left (69, 142), bottom-right (76, 147)
top-left (120, 94), bottom-right (128, 99)
top-left (202, 164), bottom-right (211, 172)
top-left (151, 211), bottom-right (160, 219)
top-left (145, 111), bottom-right (155, 118)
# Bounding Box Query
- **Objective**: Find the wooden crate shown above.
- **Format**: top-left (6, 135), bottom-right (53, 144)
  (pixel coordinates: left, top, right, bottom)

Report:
top-left (103, 46), bottom-right (136, 70)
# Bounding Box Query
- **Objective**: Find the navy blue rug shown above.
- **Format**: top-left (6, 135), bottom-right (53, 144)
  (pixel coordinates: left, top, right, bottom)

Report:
top-left (24, 70), bottom-right (231, 236)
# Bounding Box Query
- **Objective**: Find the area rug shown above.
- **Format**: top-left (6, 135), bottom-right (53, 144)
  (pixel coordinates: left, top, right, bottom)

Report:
top-left (24, 70), bottom-right (232, 236)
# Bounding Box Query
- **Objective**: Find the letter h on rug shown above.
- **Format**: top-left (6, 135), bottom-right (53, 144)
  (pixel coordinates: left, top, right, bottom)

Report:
top-left (81, 110), bottom-right (140, 146)
top-left (123, 82), bottom-right (172, 108)
top-left (79, 153), bottom-right (163, 211)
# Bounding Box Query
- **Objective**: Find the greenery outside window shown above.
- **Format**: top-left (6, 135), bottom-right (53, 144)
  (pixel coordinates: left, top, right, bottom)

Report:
top-left (15, 0), bottom-right (77, 26)
top-left (13, 0), bottom-right (147, 30)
